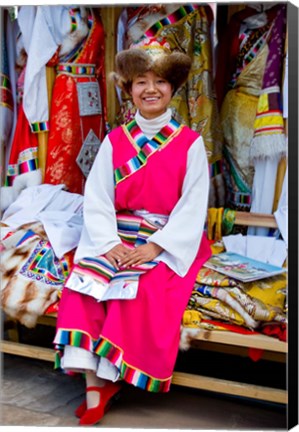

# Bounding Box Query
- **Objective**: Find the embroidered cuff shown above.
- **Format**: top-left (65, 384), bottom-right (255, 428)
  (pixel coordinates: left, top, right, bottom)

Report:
top-left (30, 121), bottom-right (49, 133)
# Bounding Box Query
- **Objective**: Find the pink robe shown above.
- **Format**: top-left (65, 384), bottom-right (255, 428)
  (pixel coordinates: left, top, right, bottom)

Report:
top-left (54, 119), bottom-right (211, 392)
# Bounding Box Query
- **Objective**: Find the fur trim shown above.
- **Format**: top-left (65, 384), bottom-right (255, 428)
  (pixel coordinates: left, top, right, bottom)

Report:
top-left (250, 134), bottom-right (286, 161)
top-left (114, 46), bottom-right (191, 94)
top-left (179, 326), bottom-right (203, 351)
top-left (59, 17), bottom-right (89, 57)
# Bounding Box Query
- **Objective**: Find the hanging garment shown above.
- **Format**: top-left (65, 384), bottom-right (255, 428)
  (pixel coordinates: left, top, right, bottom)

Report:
top-left (1, 7), bottom-right (40, 211)
top-left (0, 10), bottom-right (15, 172)
top-left (217, 5), bottom-right (287, 212)
top-left (249, 5), bottom-right (287, 234)
top-left (44, 8), bottom-right (107, 194)
top-left (54, 109), bottom-right (211, 392)
top-left (116, 4), bottom-right (225, 207)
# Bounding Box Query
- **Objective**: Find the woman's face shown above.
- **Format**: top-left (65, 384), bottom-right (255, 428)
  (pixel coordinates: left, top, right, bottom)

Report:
top-left (131, 71), bottom-right (173, 119)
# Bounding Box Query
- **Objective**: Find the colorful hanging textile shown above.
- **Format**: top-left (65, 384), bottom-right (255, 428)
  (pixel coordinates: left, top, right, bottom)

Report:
top-left (251, 5), bottom-right (287, 161)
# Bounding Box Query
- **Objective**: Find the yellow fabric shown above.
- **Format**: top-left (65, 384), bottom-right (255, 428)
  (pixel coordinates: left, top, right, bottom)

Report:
top-left (196, 266), bottom-right (236, 287)
top-left (207, 207), bottom-right (224, 241)
top-left (182, 310), bottom-right (202, 328)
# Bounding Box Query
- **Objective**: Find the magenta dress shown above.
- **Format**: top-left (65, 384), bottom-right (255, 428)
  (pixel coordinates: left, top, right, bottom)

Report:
top-left (54, 116), bottom-right (211, 392)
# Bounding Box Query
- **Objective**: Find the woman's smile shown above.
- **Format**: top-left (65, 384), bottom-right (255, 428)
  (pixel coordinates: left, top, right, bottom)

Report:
top-left (131, 71), bottom-right (173, 119)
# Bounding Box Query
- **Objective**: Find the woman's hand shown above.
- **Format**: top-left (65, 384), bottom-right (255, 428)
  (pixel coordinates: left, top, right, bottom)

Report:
top-left (105, 244), bottom-right (131, 270)
top-left (118, 242), bottom-right (163, 268)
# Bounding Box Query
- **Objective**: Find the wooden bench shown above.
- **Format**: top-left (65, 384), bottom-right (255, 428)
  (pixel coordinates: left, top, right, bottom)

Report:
top-left (1, 212), bottom-right (287, 405)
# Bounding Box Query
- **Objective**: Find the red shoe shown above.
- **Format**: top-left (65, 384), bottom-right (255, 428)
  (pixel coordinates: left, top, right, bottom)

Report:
top-left (75, 400), bottom-right (87, 418)
top-left (79, 382), bottom-right (122, 426)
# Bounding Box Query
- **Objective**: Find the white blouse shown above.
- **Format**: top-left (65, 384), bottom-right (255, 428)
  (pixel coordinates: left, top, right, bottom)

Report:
top-left (75, 109), bottom-right (210, 277)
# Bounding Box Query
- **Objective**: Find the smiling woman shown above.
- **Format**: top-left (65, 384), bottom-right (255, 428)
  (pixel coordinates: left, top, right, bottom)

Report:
top-left (130, 71), bottom-right (172, 119)
top-left (53, 36), bottom-right (211, 426)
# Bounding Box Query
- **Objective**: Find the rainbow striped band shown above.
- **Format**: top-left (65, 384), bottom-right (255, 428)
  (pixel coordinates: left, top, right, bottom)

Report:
top-left (30, 121), bottom-right (49, 133)
top-left (57, 63), bottom-right (96, 76)
top-left (69, 7), bottom-right (81, 32)
top-left (209, 159), bottom-right (224, 177)
top-left (114, 117), bottom-right (181, 185)
top-left (54, 332), bottom-right (171, 392)
top-left (227, 190), bottom-right (251, 207)
top-left (145, 4), bottom-right (200, 37)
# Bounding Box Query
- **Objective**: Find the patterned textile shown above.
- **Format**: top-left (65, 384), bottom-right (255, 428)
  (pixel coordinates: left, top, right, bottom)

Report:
top-left (251, 5), bottom-right (287, 160)
top-left (66, 212), bottom-right (159, 300)
top-left (44, 8), bottom-right (107, 194)
top-left (187, 268), bottom-right (287, 330)
top-left (0, 222), bottom-right (71, 328)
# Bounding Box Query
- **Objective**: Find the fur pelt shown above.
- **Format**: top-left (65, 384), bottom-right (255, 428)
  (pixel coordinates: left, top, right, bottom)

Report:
top-left (59, 14), bottom-right (89, 57)
top-left (179, 326), bottom-right (204, 351)
top-left (113, 46), bottom-right (191, 95)
top-left (0, 223), bottom-right (61, 328)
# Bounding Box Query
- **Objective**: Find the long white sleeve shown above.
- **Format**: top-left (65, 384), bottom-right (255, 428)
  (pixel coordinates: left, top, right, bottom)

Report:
top-left (149, 136), bottom-right (209, 276)
top-left (74, 136), bottom-right (120, 262)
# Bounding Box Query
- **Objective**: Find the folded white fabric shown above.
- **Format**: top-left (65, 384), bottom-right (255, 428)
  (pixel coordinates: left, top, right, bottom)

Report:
top-left (223, 234), bottom-right (287, 267)
top-left (1, 184), bottom-right (84, 257)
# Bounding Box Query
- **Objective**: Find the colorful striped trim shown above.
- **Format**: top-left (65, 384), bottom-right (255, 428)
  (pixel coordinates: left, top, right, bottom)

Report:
top-left (72, 256), bottom-right (116, 284)
top-left (95, 337), bottom-right (171, 392)
top-left (55, 329), bottom-right (94, 353)
top-left (227, 190), bottom-right (251, 206)
top-left (114, 118), bottom-right (181, 185)
top-left (30, 121), bottom-right (49, 133)
top-left (61, 10), bottom-right (93, 64)
top-left (229, 23), bottom-right (272, 88)
top-left (144, 4), bottom-right (200, 37)
top-left (5, 147), bottom-right (39, 186)
top-left (209, 159), bottom-right (224, 178)
top-left (69, 7), bottom-right (81, 32)
top-left (57, 63), bottom-right (96, 76)
top-left (67, 211), bottom-right (159, 291)
top-left (54, 330), bottom-right (171, 392)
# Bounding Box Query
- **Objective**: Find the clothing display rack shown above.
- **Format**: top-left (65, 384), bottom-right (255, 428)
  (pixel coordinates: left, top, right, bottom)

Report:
top-left (1, 211), bottom-right (287, 405)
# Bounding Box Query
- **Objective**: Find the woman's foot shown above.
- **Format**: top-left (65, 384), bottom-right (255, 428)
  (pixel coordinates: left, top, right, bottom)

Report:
top-left (78, 382), bottom-right (122, 426)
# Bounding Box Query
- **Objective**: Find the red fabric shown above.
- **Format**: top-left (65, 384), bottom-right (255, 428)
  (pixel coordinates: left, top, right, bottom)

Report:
top-left (5, 104), bottom-right (39, 185)
top-left (261, 323), bottom-right (287, 342)
top-left (44, 12), bottom-right (107, 194)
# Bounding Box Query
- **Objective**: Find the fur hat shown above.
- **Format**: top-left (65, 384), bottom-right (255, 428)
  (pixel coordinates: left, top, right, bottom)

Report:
top-left (112, 37), bottom-right (192, 94)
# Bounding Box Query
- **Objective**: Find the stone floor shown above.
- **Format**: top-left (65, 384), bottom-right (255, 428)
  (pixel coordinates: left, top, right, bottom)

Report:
top-left (0, 353), bottom-right (287, 430)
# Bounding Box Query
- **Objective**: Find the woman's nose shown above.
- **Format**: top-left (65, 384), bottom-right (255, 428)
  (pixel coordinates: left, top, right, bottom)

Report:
top-left (145, 81), bottom-right (157, 92)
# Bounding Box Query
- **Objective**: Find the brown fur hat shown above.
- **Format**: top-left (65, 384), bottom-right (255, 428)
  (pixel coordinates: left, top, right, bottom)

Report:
top-left (111, 37), bottom-right (192, 95)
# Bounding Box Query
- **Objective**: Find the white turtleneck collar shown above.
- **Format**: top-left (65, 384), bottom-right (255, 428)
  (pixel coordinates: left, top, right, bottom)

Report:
top-left (135, 108), bottom-right (172, 139)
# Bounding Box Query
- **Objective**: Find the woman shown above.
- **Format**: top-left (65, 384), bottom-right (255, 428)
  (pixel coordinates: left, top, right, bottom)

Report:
top-left (53, 37), bottom-right (211, 426)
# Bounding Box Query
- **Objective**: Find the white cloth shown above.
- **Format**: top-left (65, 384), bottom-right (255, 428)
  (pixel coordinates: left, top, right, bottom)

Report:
top-left (274, 166), bottom-right (288, 246)
top-left (1, 184), bottom-right (84, 258)
top-left (62, 345), bottom-right (119, 381)
top-left (248, 155), bottom-right (280, 236)
top-left (75, 109), bottom-right (209, 277)
top-left (223, 234), bottom-right (287, 267)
